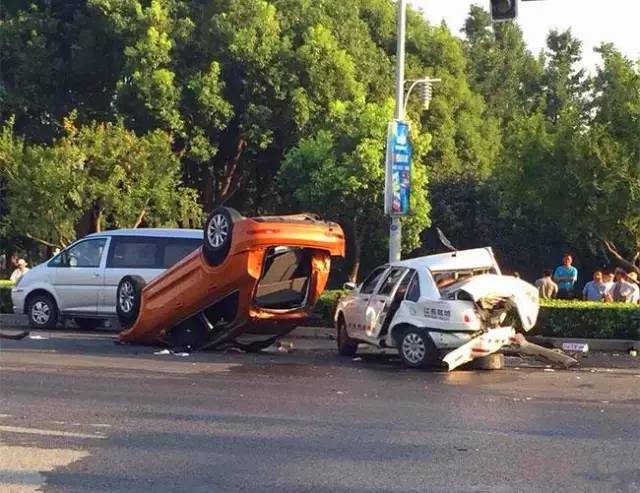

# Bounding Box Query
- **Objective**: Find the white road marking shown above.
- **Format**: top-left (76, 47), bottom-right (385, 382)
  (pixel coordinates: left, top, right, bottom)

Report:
top-left (0, 425), bottom-right (106, 439)
top-left (0, 442), bottom-right (89, 493)
top-left (89, 423), bottom-right (112, 428)
top-left (0, 414), bottom-right (13, 419)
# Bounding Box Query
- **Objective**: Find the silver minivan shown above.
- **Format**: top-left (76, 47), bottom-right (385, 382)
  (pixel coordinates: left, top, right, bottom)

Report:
top-left (11, 229), bottom-right (202, 329)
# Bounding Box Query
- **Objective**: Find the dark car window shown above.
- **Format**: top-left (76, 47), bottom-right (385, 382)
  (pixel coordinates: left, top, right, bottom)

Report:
top-left (394, 269), bottom-right (415, 302)
top-left (163, 238), bottom-right (202, 268)
top-left (108, 237), bottom-right (161, 268)
top-left (360, 267), bottom-right (388, 295)
top-left (405, 273), bottom-right (421, 302)
top-left (377, 268), bottom-right (407, 296)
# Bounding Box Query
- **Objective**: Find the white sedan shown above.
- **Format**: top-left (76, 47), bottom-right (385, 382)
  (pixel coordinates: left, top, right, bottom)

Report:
top-left (335, 248), bottom-right (540, 371)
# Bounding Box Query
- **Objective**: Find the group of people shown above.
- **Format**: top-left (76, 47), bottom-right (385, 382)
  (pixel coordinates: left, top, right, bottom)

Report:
top-left (535, 255), bottom-right (640, 303)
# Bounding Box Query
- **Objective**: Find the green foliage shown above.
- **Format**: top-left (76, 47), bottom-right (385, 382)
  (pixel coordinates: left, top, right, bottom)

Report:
top-left (0, 287), bottom-right (11, 314)
top-left (1, 118), bottom-right (201, 247)
top-left (535, 300), bottom-right (640, 340)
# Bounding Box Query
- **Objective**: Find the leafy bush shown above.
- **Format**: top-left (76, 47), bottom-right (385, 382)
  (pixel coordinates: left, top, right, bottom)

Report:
top-left (534, 300), bottom-right (640, 340)
top-left (0, 282), bottom-right (13, 313)
top-left (311, 290), bottom-right (346, 326)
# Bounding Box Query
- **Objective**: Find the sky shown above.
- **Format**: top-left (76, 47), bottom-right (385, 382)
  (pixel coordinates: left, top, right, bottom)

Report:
top-left (409, 0), bottom-right (640, 71)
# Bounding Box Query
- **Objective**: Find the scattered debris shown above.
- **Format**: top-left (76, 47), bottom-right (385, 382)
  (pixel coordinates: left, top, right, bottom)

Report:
top-left (352, 357), bottom-right (362, 361)
top-left (629, 348), bottom-right (638, 358)
top-left (276, 341), bottom-right (295, 353)
top-left (28, 335), bottom-right (48, 340)
top-left (154, 349), bottom-right (171, 355)
top-left (543, 368), bottom-right (555, 373)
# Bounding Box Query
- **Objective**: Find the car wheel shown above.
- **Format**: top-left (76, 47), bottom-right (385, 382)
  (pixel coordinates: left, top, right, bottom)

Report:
top-left (27, 294), bottom-right (58, 330)
top-left (203, 207), bottom-right (241, 266)
top-left (73, 318), bottom-right (103, 330)
top-left (396, 326), bottom-right (439, 369)
top-left (116, 275), bottom-right (146, 327)
top-left (336, 316), bottom-right (358, 357)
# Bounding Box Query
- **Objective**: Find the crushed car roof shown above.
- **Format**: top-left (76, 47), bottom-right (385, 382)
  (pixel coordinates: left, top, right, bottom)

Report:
top-left (393, 247), bottom-right (499, 272)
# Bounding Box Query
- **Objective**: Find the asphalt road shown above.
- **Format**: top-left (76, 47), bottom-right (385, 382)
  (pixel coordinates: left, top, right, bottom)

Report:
top-left (1, 330), bottom-right (639, 493)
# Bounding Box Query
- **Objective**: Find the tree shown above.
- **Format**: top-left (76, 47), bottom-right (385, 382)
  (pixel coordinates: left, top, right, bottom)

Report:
top-left (1, 118), bottom-right (200, 247)
top-left (278, 100), bottom-right (431, 281)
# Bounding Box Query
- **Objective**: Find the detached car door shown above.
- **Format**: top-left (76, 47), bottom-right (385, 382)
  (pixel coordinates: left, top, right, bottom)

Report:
top-left (365, 267), bottom-right (410, 338)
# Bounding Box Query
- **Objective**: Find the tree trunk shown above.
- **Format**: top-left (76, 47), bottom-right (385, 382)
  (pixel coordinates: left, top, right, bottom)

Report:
top-left (603, 240), bottom-right (640, 274)
top-left (345, 221), bottom-right (362, 283)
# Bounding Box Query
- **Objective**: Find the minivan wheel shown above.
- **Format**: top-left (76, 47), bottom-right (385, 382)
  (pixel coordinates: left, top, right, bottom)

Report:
top-left (203, 207), bottom-right (240, 266)
top-left (116, 275), bottom-right (146, 327)
top-left (336, 317), bottom-right (358, 357)
top-left (396, 327), bottom-right (439, 369)
top-left (27, 294), bottom-right (58, 330)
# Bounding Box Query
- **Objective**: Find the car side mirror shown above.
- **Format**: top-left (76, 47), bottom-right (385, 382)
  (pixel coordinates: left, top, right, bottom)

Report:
top-left (343, 282), bottom-right (356, 291)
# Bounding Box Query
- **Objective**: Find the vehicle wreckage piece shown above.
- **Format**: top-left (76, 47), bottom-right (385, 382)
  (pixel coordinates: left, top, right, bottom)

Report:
top-left (441, 331), bottom-right (578, 371)
top-left (117, 208), bottom-right (345, 350)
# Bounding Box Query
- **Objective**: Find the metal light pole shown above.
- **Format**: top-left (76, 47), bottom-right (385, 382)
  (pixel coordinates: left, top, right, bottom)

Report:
top-left (388, 0), bottom-right (406, 263)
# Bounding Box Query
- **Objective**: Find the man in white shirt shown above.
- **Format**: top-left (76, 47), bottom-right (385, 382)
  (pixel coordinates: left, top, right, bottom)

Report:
top-left (10, 259), bottom-right (29, 283)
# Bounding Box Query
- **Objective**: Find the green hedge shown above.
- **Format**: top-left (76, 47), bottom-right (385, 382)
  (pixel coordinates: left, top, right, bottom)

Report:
top-left (312, 290), bottom-right (640, 340)
top-left (534, 300), bottom-right (640, 340)
top-left (0, 281), bottom-right (13, 314)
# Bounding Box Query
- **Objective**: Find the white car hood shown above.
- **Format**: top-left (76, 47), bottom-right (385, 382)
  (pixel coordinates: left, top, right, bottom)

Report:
top-left (451, 274), bottom-right (540, 331)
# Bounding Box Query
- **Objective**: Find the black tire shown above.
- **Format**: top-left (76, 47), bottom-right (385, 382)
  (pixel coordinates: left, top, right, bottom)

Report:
top-left (27, 293), bottom-right (59, 330)
top-left (165, 317), bottom-right (210, 350)
top-left (116, 275), bottom-right (146, 327)
top-left (203, 207), bottom-right (241, 266)
top-left (73, 318), bottom-right (103, 330)
top-left (336, 315), bottom-right (358, 357)
top-left (396, 326), bottom-right (439, 369)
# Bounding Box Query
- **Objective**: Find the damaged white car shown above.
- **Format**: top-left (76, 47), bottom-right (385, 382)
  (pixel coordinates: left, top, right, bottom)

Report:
top-left (335, 247), bottom-right (542, 371)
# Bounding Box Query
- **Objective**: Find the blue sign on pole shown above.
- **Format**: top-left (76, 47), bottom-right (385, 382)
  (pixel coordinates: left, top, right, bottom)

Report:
top-left (384, 120), bottom-right (412, 216)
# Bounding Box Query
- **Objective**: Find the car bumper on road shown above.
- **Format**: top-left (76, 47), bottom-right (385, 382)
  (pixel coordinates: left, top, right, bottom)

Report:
top-left (442, 326), bottom-right (515, 371)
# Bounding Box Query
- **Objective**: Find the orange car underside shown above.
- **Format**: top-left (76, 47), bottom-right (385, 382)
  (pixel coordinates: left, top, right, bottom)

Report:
top-left (119, 217), bottom-right (344, 346)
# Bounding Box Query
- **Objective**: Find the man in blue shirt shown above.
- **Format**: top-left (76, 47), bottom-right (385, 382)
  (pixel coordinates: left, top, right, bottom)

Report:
top-left (553, 255), bottom-right (578, 299)
top-left (583, 271), bottom-right (606, 301)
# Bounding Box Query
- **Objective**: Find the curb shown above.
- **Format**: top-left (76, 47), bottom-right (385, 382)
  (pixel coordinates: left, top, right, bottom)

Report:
top-left (1, 313), bottom-right (636, 351)
top-left (529, 336), bottom-right (638, 352)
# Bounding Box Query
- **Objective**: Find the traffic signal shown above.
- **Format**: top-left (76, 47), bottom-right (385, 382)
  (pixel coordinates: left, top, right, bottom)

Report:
top-left (490, 0), bottom-right (517, 22)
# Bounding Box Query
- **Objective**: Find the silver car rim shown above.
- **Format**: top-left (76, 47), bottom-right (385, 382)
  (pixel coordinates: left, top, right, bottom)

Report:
top-left (31, 301), bottom-right (50, 325)
top-left (402, 333), bottom-right (426, 364)
top-left (207, 213), bottom-right (229, 248)
top-left (119, 281), bottom-right (134, 313)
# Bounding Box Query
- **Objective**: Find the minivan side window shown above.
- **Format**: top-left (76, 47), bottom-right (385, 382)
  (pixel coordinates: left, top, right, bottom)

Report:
top-left (59, 238), bottom-right (107, 268)
top-left (107, 237), bottom-right (161, 268)
top-left (360, 267), bottom-right (388, 295)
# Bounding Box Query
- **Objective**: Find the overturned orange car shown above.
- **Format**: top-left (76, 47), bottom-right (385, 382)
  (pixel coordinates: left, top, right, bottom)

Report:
top-left (116, 208), bottom-right (345, 350)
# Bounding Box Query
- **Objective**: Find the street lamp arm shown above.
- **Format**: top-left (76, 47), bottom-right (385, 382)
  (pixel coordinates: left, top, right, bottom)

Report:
top-left (402, 78), bottom-right (442, 118)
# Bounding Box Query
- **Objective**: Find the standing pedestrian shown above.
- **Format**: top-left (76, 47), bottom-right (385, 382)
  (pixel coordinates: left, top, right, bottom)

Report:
top-left (535, 270), bottom-right (558, 300)
top-left (9, 259), bottom-right (29, 283)
top-left (582, 271), bottom-right (607, 301)
top-left (610, 270), bottom-right (638, 303)
top-left (553, 255), bottom-right (578, 300)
